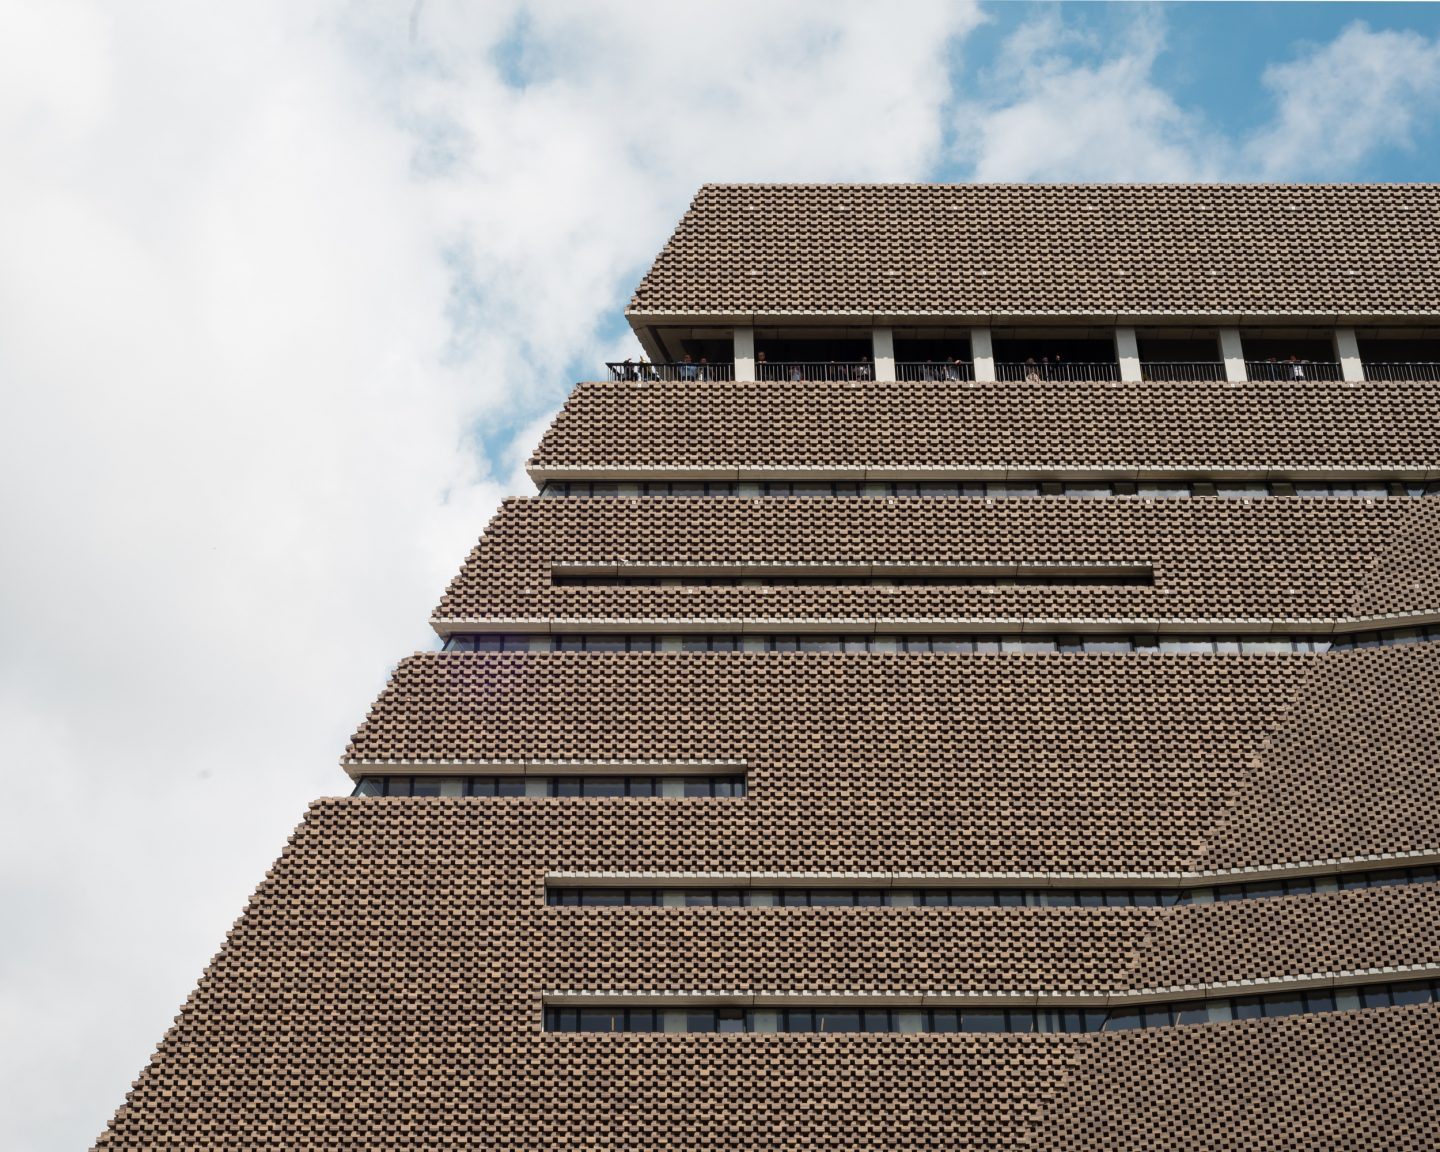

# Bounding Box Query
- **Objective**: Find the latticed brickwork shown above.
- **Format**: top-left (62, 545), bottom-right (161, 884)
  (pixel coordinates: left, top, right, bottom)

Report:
top-left (98, 184), bottom-right (1440, 1149)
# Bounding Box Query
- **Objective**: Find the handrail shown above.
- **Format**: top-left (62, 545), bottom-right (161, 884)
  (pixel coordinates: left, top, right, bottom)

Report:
top-left (606, 361), bottom-right (734, 382)
top-left (757, 361), bottom-right (875, 382)
top-left (896, 361), bottom-right (975, 381)
top-left (995, 362), bottom-right (1120, 382)
top-left (1362, 362), bottom-right (1440, 382)
top-left (1245, 360), bottom-right (1343, 382)
top-left (1140, 361), bottom-right (1227, 381)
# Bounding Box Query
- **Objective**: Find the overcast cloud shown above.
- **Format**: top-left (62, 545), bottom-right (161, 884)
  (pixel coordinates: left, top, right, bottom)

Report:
top-left (3, 4), bottom-right (1440, 1149)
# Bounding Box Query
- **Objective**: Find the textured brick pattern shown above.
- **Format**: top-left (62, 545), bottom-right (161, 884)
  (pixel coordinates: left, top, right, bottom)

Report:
top-left (98, 183), bottom-right (1440, 1149)
top-left (630, 183), bottom-right (1440, 315)
top-left (1032, 1007), bottom-right (1440, 1152)
top-left (433, 496), bottom-right (1407, 624)
top-left (1198, 643), bottom-right (1440, 870)
top-left (97, 801), bottom-right (1440, 1150)
top-left (347, 652), bottom-right (1305, 873)
top-left (1128, 884), bottom-right (1440, 990)
top-left (1353, 496), bottom-right (1440, 618)
top-left (530, 380), bottom-right (1440, 475)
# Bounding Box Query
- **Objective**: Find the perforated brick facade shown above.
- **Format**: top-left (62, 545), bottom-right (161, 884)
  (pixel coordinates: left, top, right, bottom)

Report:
top-left (98, 185), bottom-right (1440, 1150)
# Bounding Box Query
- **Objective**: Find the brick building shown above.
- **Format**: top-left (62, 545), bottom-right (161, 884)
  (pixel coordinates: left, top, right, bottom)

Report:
top-left (100, 185), bottom-right (1440, 1149)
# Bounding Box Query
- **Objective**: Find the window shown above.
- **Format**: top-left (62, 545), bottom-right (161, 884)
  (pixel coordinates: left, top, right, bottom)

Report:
top-left (544, 980), bottom-right (1438, 1033)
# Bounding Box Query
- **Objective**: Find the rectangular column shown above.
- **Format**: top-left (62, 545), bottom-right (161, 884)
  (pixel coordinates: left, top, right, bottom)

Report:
top-left (1219, 328), bottom-right (1247, 382)
top-left (1115, 326), bottom-right (1142, 382)
top-left (733, 327), bottom-right (755, 382)
top-left (872, 328), bottom-right (896, 382)
top-left (971, 327), bottom-right (995, 382)
top-left (1334, 327), bottom-right (1365, 382)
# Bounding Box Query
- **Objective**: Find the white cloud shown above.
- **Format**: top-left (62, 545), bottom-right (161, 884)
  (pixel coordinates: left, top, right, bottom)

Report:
top-left (0, 2), bottom-right (981, 1149)
top-left (955, 12), bottom-right (1440, 184)
top-left (1247, 21), bottom-right (1440, 178)
top-left (953, 11), bottom-right (1225, 182)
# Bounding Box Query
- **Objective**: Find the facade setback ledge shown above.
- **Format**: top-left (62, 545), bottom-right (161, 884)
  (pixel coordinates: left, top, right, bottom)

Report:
top-left (544, 965), bottom-right (1440, 1011)
top-left (429, 611), bottom-right (1440, 637)
top-left (545, 848), bottom-right (1440, 889)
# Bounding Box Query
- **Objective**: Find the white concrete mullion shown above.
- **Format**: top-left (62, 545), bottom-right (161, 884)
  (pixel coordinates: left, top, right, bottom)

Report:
top-left (872, 327), bottom-right (896, 381)
top-left (1219, 328), bottom-right (1247, 382)
top-left (1115, 326), bottom-right (1142, 382)
top-left (1334, 327), bottom-right (1365, 382)
top-left (971, 327), bottom-right (995, 382)
top-left (733, 327), bottom-right (755, 382)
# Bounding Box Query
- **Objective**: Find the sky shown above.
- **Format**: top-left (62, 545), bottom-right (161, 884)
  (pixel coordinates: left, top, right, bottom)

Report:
top-left (2, 2), bottom-right (1440, 1149)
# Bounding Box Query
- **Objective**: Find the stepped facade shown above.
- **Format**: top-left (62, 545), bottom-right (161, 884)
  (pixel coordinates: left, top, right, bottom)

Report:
top-left (100, 184), bottom-right (1440, 1150)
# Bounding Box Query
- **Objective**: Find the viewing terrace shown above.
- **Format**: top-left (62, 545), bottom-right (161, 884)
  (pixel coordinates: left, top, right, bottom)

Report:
top-left (608, 327), bottom-right (1440, 383)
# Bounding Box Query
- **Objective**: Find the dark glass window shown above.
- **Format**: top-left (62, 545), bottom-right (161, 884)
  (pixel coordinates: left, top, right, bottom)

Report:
top-left (961, 1010), bottom-right (1008, 1033)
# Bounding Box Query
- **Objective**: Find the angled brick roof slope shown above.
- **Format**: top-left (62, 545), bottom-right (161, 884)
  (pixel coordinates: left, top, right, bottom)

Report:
top-left (347, 652), bottom-right (1305, 873)
top-left (1126, 884), bottom-right (1440, 991)
top-left (528, 381), bottom-right (1440, 476)
top-left (1197, 643), bottom-right (1440, 870)
top-left (1351, 496), bottom-right (1440, 618)
top-left (432, 496), bottom-right (1404, 625)
top-left (97, 800), bottom-right (1440, 1150)
top-left (1032, 1007), bottom-right (1440, 1152)
top-left (629, 183), bottom-right (1440, 316)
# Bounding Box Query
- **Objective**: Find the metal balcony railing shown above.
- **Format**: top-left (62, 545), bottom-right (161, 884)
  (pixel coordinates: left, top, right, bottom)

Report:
top-left (996, 361), bottom-right (1121, 382)
top-left (1362, 362), bottom-right (1440, 382)
top-left (757, 361), bottom-right (875, 382)
top-left (896, 361), bottom-right (976, 381)
top-left (1140, 361), bottom-right (1227, 381)
top-left (1245, 360), bottom-right (1343, 382)
top-left (606, 361), bottom-right (735, 382)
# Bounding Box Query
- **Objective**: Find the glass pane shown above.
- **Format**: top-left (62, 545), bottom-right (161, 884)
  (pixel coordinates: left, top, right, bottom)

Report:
top-left (686, 1011), bottom-right (718, 1032)
top-left (578, 1009), bottom-right (620, 1032)
top-left (1263, 995), bottom-right (1303, 1018)
top-left (816, 1009), bottom-right (862, 1033)
top-left (495, 777), bottom-right (527, 797)
top-left (862, 1009), bottom-right (892, 1032)
top-left (353, 778), bottom-right (383, 797)
top-left (716, 1010), bottom-right (747, 1033)
top-left (929, 1010), bottom-right (960, 1032)
top-left (961, 1010), bottom-right (1008, 1033)
top-left (583, 777), bottom-right (626, 797)
top-left (1391, 984), bottom-right (1432, 1006)
top-left (410, 778), bottom-right (442, 797)
top-left (1103, 1008), bottom-right (1141, 1031)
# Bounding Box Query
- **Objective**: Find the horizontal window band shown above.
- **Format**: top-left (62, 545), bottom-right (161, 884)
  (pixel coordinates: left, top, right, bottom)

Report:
top-left (543, 977), bottom-right (1440, 1035)
top-left (430, 611), bottom-right (1440, 638)
top-left (437, 627), bottom-right (1440, 656)
top-left (538, 478), bottom-right (1440, 500)
top-left (348, 774), bottom-right (746, 798)
top-left (544, 964), bottom-right (1440, 1011)
top-left (552, 575), bottom-right (1153, 589)
top-left (549, 563), bottom-right (1154, 580)
top-left (547, 848), bottom-right (1440, 890)
top-left (544, 862), bottom-right (1440, 908)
